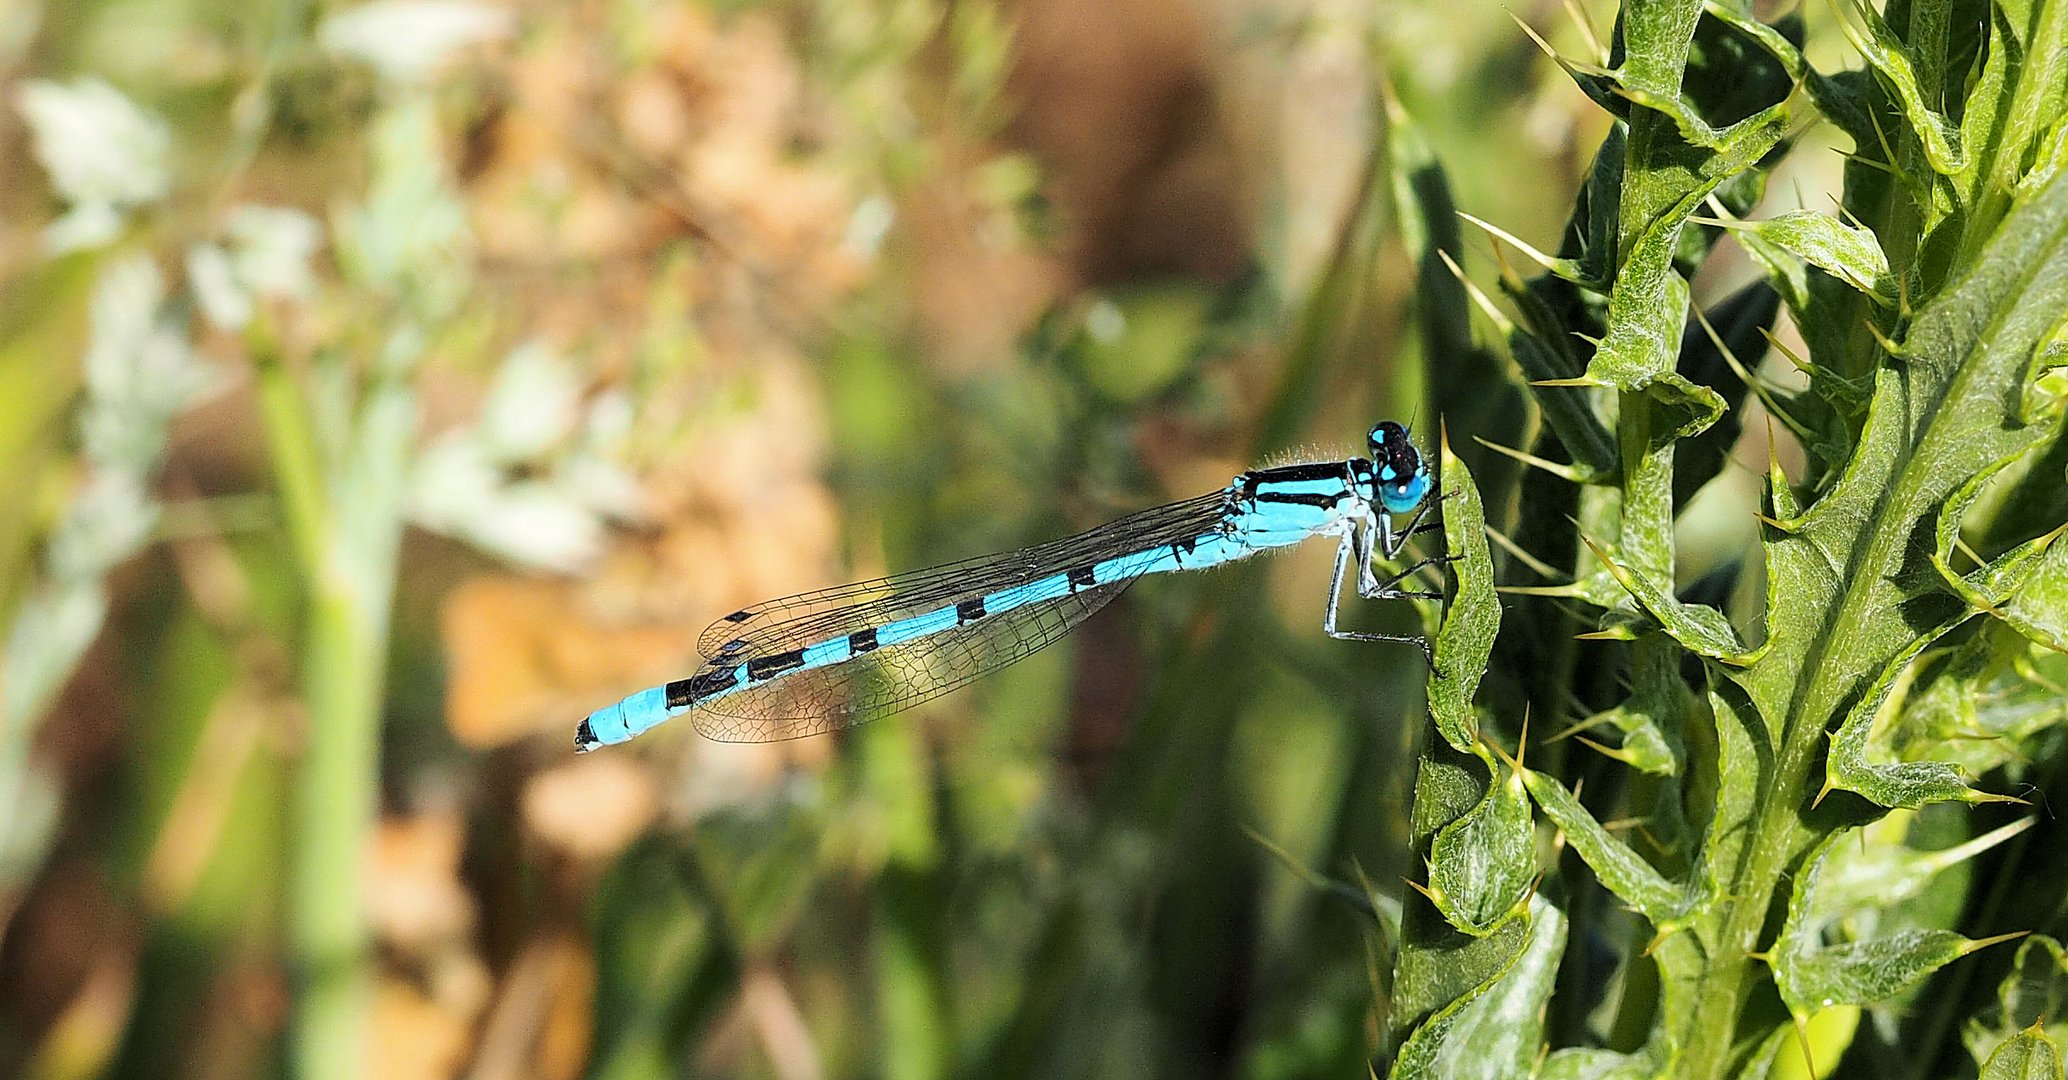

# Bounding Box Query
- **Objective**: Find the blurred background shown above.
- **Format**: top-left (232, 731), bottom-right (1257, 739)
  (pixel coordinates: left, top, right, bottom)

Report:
top-left (0, 0), bottom-right (1824, 1076)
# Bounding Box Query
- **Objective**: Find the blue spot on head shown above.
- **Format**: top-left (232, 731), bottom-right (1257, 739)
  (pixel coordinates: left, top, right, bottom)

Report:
top-left (1378, 470), bottom-right (1433, 514)
top-left (1367, 419), bottom-right (1428, 513)
top-left (1368, 419), bottom-right (1411, 458)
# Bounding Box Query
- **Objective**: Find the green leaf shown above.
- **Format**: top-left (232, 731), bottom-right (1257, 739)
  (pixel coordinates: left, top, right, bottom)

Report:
top-left (1691, 680), bottom-right (1770, 910)
top-left (1730, 212), bottom-right (1814, 316)
top-left (1538, 1047), bottom-right (1652, 1080)
top-left (1428, 435), bottom-right (1500, 752)
top-left (1675, 280), bottom-right (1778, 504)
top-left (1836, 0), bottom-right (1967, 175)
top-left (1981, 1029), bottom-right (2066, 1080)
top-left (1780, 926), bottom-right (2010, 1011)
top-left (1740, 165), bottom-right (2068, 797)
top-left (1616, 84), bottom-right (1784, 152)
top-left (1967, 935), bottom-right (2068, 1064)
top-left (1390, 900), bottom-right (1561, 1079)
top-left (1822, 616), bottom-right (1996, 807)
top-left (1885, 625), bottom-right (2068, 783)
top-left (1811, 815), bottom-right (2035, 919)
top-left (1426, 762), bottom-right (1535, 933)
top-left (1939, 0), bottom-right (2068, 274)
top-left (1730, 211), bottom-right (1897, 304)
top-left (2002, 532), bottom-right (2068, 653)
top-left (1614, 0), bottom-right (1702, 98)
top-left (1567, 702), bottom-right (1680, 776)
top-left (1520, 767), bottom-right (1686, 923)
top-left (1585, 101), bottom-right (1789, 389)
top-left (1581, 533), bottom-right (1760, 664)
top-left (1389, 885), bottom-right (1534, 1054)
top-left (1930, 438), bottom-right (2068, 653)
top-left (1394, 677), bottom-right (1536, 1052)
top-left (1773, 833), bottom-right (2022, 1015)
top-left (1797, 172), bottom-right (2068, 807)
top-left (1393, 749), bottom-right (1522, 1044)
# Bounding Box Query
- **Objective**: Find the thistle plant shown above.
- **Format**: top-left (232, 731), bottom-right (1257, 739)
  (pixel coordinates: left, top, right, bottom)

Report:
top-left (1379, 0), bottom-right (2068, 1076)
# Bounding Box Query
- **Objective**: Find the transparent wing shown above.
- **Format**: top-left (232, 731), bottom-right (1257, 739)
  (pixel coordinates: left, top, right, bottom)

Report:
top-left (690, 578), bottom-right (1132, 742)
top-left (695, 490), bottom-right (1233, 660)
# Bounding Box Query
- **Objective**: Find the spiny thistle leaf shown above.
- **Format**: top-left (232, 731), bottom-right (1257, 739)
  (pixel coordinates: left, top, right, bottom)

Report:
top-left (1582, 534), bottom-right (1760, 664)
top-left (1614, 84), bottom-right (1780, 152)
top-left (1395, 1), bottom-right (2068, 1071)
top-left (1389, 900), bottom-right (1561, 1079)
top-left (1885, 627), bottom-right (2068, 782)
top-left (1967, 935), bottom-right (2068, 1064)
top-left (1779, 928), bottom-right (2014, 1009)
top-left (1393, 750), bottom-right (1532, 1054)
top-left (1772, 834), bottom-right (2022, 1014)
top-left (1835, 0), bottom-right (1967, 175)
top-left (1426, 761), bottom-right (1534, 933)
top-left (1568, 702), bottom-right (1680, 775)
top-left (1689, 681), bottom-right (1770, 904)
top-left (1393, 432), bottom-right (1535, 1045)
top-left (1823, 617), bottom-right (2001, 807)
top-left (1674, 280), bottom-right (1777, 504)
top-left (1726, 211), bottom-right (1898, 305)
top-left (1978, 1029), bottom-right (2065, 1080)
top-left (1584, 102), bottom-right (1788, 390)
top-left (1428, 435), bottom-right (1500, 751)
top-left (1735, 166), bottom-right (2068, 777)
top-left (1388, 851), bottom-right (1535, 1053)
top-left (2003, 539), bottom-right (2068, 652)
top-left (1812, 815), bottom-right (2036, 917)
top-left (1932, 445), bottom-right (2068, 622)
top-left (1519, 766), bottom-right (1686, 923)
top-left (1941, 0), bottom-right (2068, 265)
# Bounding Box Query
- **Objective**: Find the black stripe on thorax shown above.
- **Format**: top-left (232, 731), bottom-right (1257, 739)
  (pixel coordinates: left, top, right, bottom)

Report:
top-left (956, 598), bottom-right (987, 624)
top-left (1247, 461), bottom-right (1352, 485)
top-left (747, 649), bottom-right (806, 681)
top-left (1256, 491), bottom-right (1348, 509)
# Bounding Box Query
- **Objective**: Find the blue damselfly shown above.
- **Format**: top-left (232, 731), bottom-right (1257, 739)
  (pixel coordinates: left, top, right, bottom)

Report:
top-left (575, 421), bottom-right (1444, 749)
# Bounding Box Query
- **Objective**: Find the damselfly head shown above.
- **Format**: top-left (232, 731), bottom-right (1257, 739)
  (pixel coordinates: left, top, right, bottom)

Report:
top-left (1367, 420), bottom-right (1432, 514)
